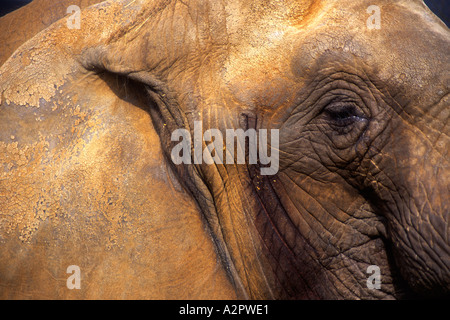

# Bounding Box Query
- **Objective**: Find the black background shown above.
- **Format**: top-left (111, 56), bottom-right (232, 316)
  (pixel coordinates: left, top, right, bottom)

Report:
top-left (0, 0), bottom-right (32, 17)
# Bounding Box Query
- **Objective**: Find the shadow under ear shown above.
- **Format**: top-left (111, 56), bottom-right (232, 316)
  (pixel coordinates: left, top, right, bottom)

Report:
top-left (95, 71), bottom-right (151, 113)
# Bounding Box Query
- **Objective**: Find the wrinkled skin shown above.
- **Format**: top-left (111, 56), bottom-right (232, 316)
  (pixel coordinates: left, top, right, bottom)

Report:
top-left (0, 0), bottom-right (449, 299)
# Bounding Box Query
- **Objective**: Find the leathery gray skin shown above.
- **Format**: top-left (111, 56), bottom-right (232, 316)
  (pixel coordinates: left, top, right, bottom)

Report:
top-left (0, 0), bottom-right (448, 299)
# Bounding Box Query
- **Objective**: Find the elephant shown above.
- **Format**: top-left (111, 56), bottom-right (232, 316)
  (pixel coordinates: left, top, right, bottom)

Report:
top-left (0, 0), bottom-right (107, 66)
top-left (0, 0), bottom-right (448, 299)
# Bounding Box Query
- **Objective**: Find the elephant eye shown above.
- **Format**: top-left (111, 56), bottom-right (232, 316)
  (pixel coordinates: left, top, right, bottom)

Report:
top-left (323, 102), bottom-right (366, 133)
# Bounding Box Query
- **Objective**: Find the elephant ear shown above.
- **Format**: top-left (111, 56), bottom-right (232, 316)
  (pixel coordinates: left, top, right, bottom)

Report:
top-left (0, 0), bottom-right (143, 109)
top-left (0, 0), bottom-right (104, 66)
top-left (0, 0), bottom-right (237, 299)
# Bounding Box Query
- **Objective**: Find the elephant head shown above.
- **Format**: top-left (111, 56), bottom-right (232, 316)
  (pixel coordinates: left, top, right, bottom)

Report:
top-left (0, 0), bottom-right (448, 299)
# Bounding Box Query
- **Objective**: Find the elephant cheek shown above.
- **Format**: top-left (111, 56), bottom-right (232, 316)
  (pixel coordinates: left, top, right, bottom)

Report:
top-left (366, 124), bottom-right (449, 296)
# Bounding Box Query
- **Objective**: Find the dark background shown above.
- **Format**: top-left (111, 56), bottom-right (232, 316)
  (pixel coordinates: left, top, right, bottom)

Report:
top-left (0, 0), bottom-right (448, 26)
top-left (0, 0), bottom-right (32, 17)
top-left (425, 0), bottom-right (449, 26)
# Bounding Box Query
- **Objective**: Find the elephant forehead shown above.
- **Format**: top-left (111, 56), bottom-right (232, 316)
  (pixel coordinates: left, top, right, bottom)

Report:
top-left (223, 0), bottom-right (320, 38)
top-left (222, 0), bottom-right (449, 111)
top-left (219, 0), bottom-right (367, 108)
top-left (220, 28), bottom-right (295, 109)
top-left (291, 0), bottom-right (449, 89)
top-left (219, 1), bottom-right (325, 108)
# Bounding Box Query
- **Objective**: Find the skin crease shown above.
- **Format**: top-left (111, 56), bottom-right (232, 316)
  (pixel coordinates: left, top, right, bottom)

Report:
top-left (0, 0), bottom-right (448, 300)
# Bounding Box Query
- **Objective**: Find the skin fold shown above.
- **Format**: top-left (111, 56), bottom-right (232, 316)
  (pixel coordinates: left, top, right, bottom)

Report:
top-left (0, 0), bottom-right (448, 299)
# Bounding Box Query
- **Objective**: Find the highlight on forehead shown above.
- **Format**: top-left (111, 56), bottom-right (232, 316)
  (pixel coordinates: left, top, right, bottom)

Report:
top-left (225, 0), bottom-right (322, 31)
